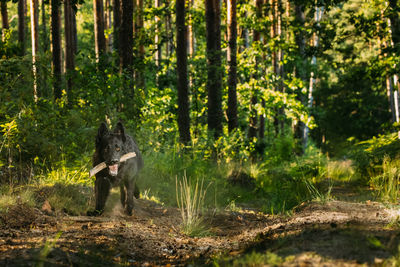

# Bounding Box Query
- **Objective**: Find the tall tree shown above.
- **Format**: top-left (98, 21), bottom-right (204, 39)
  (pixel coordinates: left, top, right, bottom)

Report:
top-left (30, 0), bottom-right (39, 101)
top-left (154, 0), bottom-right (162, 67)
top-left (227, 0), bottom-right (238, 132)
top-left (205, 0), bottom-right (223, 138)
top-left (176, 0), bottom-right (191, 144)
top-left (113, 0), bottom-right (121, 55)
top-left (64, 0), bottom-right (75, 95)
top-left (93, 0), bottom-right (106, 63)
top-left (1, 0), bottom-right (9, 40)
top-left (119, 0), bottom-right (133, 76)
top-left (18, 0), bottom-right (25, 55)
top-left (51, 0), bottom-right (62, 99)
top-left (249, 0), bottom-right (263, 140)
top-left (294, 0), bottom-right (307, 153)
top-left (135, 0), bottom-right (145, 89)
top-left (41, 0), bottom-right (49, 52)
top-left (304, 6), bottom-right (323, 148)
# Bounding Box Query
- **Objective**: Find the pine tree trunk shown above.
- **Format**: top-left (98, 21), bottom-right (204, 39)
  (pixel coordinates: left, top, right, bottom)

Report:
top-left (155, 0), bottom-right (162, 67)
top-left (135, 0), bottom-right (145, 89)
top-left (176, 0), bottom-right (191, 144)
top-left (18, 0), bottom-right (25, 55)
top-left (93, 0), bottom-right (106, 63)
top-left (51, 0), bottom-right (62, 100)
top-left (119, 0), bottom-right (133, 75)
top-left (113, 0), bottom-right (120, 53)
top-left (1, 0), bottom-right (9, 34)
top-left (249, 0), bottom-right (263, 140)
top-left (30, 0), bottom-right (39, 102)
top-left (206, 0), bottom-right (223, 138)
top-left (64, 0), bottom-right (75, 96)
top-left (41, 0), bottom-right (49, 52)
top-left (227, 0), bottom-right (238, 132)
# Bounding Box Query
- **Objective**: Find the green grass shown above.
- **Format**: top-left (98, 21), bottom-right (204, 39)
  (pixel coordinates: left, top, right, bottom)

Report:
top-left (176, 173), bottom-right (210, 237)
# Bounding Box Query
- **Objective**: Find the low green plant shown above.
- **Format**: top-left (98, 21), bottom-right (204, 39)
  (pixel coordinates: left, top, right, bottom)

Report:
top-left (35, 231), bottom-right (63, 267)
top-left (176, 172), bottom-right (210, 237)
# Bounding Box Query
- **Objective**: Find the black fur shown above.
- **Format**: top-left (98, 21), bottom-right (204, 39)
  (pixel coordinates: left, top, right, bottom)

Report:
top-left (87, 122), bottom-right (143, 216)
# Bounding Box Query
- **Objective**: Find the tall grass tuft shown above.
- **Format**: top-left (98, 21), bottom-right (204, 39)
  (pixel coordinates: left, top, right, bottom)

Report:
top-left (176, 172), bottom-right (210, 236)
top-left (370, 157), bottom-right (400, 203)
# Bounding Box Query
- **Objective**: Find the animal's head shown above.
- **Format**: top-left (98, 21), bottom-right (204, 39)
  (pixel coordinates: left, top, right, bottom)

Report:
top-left (96, 122), bottom-right (127, 176)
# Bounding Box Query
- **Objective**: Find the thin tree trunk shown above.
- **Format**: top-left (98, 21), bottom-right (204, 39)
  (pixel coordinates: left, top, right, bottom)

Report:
top-left (294, 1), bottom-right (307, 154)
top-left (113, 0), bottom-right (120, 59)
top-left (64, 0), bottom-right (75, 96)
top-left (41, 0), bottom-right (48, 52)
top-left (176, 0), bottom-right (191, 144)
top-left (155, 0), bottom-right (162, 67)
top-left (249, 0), bottom-right (263, 140)
top-left (227, 0), bottom-right (238, 132)
top-left (51, 0), bottom-right (62, 99)
top-left (206, 0), bottom-right (223, 138)
top-left (135, 0), bottom-right (145, 89)
top-left (93, 0), bottom-right (106, 63)
top-left (104, 0), bottom-right (111, 51)
top-left (18, 0), bottom-right (25, 55)
top-left (1, 0), bottom-right (9, 42)
top-left (165, 0), bottom-right (171, 58)
top-left (30, 0), bottom-right (39, 102)
top-left (304, 6), bottom-right (323, 149)
top-left (119, 0), bottom-right (133, 75)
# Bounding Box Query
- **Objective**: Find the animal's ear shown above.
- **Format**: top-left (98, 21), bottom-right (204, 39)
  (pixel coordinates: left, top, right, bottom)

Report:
top-left (96, 122), bottom-right (109, 146)
top-left (114, 122), bottom-right (126, 142)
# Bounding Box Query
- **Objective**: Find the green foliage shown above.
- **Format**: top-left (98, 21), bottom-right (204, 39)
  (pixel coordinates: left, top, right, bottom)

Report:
top-left (213, 250), bottom-right (285, 267)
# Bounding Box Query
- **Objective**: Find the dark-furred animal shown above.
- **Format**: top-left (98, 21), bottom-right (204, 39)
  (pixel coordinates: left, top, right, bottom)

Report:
top-left (87, 122), bottom-right (143, 216)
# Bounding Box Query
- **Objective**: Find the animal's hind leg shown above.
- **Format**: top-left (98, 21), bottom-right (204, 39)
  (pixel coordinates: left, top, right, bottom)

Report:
top-left (120, 184), bottom-right (126, 208)
top-left (125, 179), bottom-right (135, 216)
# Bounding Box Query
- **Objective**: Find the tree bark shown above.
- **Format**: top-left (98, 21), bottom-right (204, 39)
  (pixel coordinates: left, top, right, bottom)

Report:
top-left (41, 0), bottom-right (49, 52)
top-left (51, 0), bottom-right (62, 100)
top-left (30, 0), bottom-right (39, 101)
top-left (135, 0), bottom-right (145, 89)
top-left (227, 0), bottom-right (238, 132)
top-left (119, 0), bottom-right (133, 75)
top-left (1, 0), bottom-right (9, 41)
top-left (93, 0), bottom-right (106, 63)
top-left (249, 0), bottom-right (263, 140)
top-left (154, 0), bottom-right (162, 67)
top-left (206, 0), bottom-right (223, 138)
top-left (18, 0), bottom-right (25, 55)
top-left (176, 0), bottom-right (191, 144)
top-left (113, 0), bottom-right (121, 58)
top-left (64, 0), bottom-right (75, 95)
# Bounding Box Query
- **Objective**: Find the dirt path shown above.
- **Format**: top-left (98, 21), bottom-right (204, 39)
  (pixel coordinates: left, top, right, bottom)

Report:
top-left (1, 198), bottom-right (400, 266)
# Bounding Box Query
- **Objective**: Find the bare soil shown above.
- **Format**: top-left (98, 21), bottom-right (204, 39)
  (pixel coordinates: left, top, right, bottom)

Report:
top-left (1, 195), bottom-right (400, 266)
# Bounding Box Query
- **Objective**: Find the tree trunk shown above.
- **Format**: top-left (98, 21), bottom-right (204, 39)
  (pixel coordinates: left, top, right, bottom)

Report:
top-left (206, 0), bottom-right (223, 138)
top-left (41, 0), bottom-right (49, 52)
top-left (119, 0), bottom-right (133, 75)
top-left (249, 0), bottom-right (263, 140)
top-left (227, 0), bottom-right (238, 132)
top-left (93, 0), bottom-right (106, 63)
top-left (64, 0), bottom-right (75, 95)
top-left (135, 0), bottom-right (145, 89)
top-left (113, 0), bottom-right (121, 58)
top-left (30, 0), bottom-right (39, 102)
top-left (176, 0), bottom-right (191, 144)
top-left (51, 0), bottom-right (62, 100)
top-left (304, 6), bottom-right (323, 149)
top-left (155, 0), bottom-right (162, 67)
top-left (1, 0), bottom-right (9, 41)
top-left (18, 0), bottom-right (25, 55)
top-left (104, 0), bottom-right (111, 51)
top-left (294, 1), bottom-right (307, 154)
top-left (165, 0), bottom-right (171, 58)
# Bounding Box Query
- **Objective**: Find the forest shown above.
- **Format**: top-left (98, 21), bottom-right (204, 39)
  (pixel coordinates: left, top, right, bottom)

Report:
top-left (1, 0), bottom-right (400, 265)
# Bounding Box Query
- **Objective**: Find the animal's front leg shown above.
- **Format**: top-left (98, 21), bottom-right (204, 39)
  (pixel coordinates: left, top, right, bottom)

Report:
top-left (87, 177), bottom-right (110, 216)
